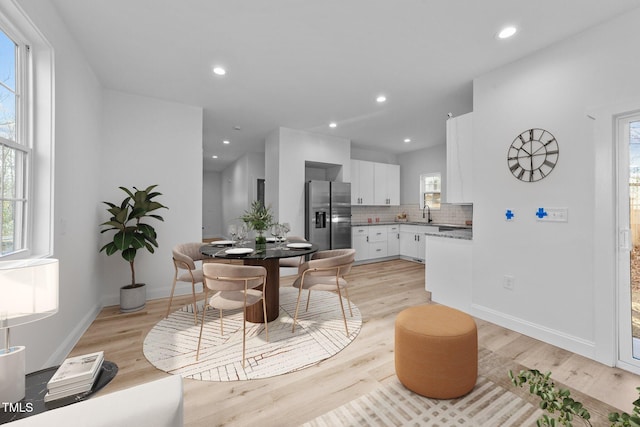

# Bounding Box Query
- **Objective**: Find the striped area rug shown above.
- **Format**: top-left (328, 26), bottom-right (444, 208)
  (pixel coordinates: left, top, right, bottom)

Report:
top-left (302, 375), bottom-right (542, 426)
top-left (143, 287), bottom-right (361, 381)
top-left (303, 346), bottom-right (619, 426)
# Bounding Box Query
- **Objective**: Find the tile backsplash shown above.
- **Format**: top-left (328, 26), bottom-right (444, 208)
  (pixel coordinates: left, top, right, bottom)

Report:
top-left (352, 204), bottom-right (472, 226)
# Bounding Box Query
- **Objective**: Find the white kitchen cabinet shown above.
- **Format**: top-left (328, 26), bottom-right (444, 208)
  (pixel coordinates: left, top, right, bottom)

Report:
top-left (399, 224), bottom-right (439, 262)
top-left (352, 226), bottom-right (370, 261)
top-left (351, 160), bottom-right (374, 205)
top-left (446, 112), bottom-right (473, 203)
top-left (368, 225), bottom-right (388, 259)
top-left (352, 225), bottom-right (398, 261)
top-left (351, 160), bottom-right (399, 206)
top-left (373, 163), bottom-right (400, 206)
top-left (387, 224), bottom-right (400, 256)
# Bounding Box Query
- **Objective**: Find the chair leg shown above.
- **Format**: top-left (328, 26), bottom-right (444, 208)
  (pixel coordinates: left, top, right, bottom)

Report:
top-left (242, 308), bottom-right (246, 368)
top-left (335, 285), bottom-right (349, 337)
top-left (343, 285), bottom-right (353, 317)
top-left (165, 274), bottom-right (178, 318)
top-left (262, 292), bottom-right (269, 341)
top-left (305, 289), bottom-right (312, 312)
top-left (195, 290), bottom-right (209, 361)
top-left (191, 281), bottom-right (198, 325)
top-left (292, 286), bottom-right (304, 333)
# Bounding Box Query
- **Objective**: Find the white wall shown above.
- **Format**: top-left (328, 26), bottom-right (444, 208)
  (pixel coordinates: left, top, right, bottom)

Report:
top-left (221, 152), bottom-right (265, 234)
top-left (397, 144), bottom-right (446, 205)
top-left (470, 8), bottom-right (640, 365)
top-left (99, 90), bottom-right (203, 304)
top-left (203, 171), bottom-right (223, 239)
top-left (12, 3), bottom-right (204, 372)
top-left (265, 127), bottom-right (351, 237)
top-left (351, 146), bottom-right (398, 164)
top-left (12, 0), bottom-right (103, 372)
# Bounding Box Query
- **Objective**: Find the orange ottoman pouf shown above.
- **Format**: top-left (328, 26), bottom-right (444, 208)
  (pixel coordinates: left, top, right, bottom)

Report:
top-left (394, 304), bottom-right (477, 399)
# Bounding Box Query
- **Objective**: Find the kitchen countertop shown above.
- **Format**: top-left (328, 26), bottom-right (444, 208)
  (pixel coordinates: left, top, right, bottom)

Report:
top-left (352, 221), bottom-right (472, 240)
top-left (423, 228), bottom-right (472, 240)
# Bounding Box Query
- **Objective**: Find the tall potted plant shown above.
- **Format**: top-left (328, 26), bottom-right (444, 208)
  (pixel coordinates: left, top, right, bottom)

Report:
top-left (99, 185), bottom-right (167, 312)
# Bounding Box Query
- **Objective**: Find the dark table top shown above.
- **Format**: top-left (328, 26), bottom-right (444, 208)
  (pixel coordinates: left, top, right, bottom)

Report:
top-left (200, 240), bottom-right (318, 260)
top-left (0, 361), bottom-right (118, 424)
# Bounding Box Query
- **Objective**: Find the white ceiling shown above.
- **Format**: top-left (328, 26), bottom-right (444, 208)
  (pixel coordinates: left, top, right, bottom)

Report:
top-left (50, 0), bottom-right (640, 172)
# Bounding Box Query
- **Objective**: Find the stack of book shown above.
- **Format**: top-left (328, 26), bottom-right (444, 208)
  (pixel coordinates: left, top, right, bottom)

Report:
top-left (44, 351), bottom-right (104, 402)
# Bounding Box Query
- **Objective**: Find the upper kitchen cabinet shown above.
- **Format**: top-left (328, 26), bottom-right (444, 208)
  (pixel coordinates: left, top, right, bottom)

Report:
top-left (351, 159), bottom-right (374, 205)
top-left (446, 112), bottom-right (473, 203)
top-left (374, 163), bottom-right (400, 206)
top-left (351, 159), bottom-right (400, 206)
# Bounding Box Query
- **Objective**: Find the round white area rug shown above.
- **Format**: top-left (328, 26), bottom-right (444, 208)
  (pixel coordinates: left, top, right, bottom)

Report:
top-left (143, 287), bottom-right (362, 381)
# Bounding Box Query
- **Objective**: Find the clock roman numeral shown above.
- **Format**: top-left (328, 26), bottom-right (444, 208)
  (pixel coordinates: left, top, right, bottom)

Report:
top-left (543, 159), bottom-right (555, 168)
top-left (509, 162), bottom-right (520, 172)
top-left (529, 129), bottom-right (534, 141)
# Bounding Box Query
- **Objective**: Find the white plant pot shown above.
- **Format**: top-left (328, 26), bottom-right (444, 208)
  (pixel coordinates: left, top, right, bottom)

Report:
top-left (120, 283), bottom-right (146, 313)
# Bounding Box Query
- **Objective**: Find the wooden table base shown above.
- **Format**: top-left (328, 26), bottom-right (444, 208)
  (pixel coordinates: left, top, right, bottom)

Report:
top-left (244, 258), bottom-right (280, 323)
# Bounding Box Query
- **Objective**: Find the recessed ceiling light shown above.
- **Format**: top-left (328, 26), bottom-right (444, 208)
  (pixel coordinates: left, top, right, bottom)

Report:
top-left (212, 66), bottom-right (226, 76)
top-left (376, 95), bottom-right (387, 103)
top-left (498, 26), bottom-right (517, 39)
top-left (329, 122), bottom-right (337, 128)
top-left (404, 138), bottom-right (411, 143)
top-left (223, 140), bottom-right (230, 144)
top-left (212, 155), bottom-right (218, 159)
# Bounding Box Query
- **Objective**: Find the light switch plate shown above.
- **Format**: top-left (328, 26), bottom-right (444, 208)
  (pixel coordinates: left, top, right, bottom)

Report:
top-left (536, 207), bottom-right (568, 222)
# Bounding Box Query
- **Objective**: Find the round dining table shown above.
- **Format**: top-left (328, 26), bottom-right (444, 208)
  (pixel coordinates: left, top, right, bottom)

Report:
top-left (200, 240), bottom-right (318, 323)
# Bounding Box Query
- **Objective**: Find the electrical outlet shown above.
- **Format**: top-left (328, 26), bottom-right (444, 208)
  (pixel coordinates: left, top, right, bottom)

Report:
top-left (503, 275), bottom-right (515, 290)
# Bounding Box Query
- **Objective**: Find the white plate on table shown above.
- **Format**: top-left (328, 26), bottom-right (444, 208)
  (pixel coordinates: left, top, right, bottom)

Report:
top-left (225, 248), bottom-right (254, 255)
top-left (266, 237), bottom-right (284, 242)
top-left (286, 242), bottom-right (312, 249)
top-left (211, 240), bottom-right (235, 246)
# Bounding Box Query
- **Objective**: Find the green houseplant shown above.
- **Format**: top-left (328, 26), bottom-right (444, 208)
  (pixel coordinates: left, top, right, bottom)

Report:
top-left (240, 200), bottom-right (274, 250)
top-left (99, 185), bottom-right (167, 312)
top-left (509, 369), bottom-right (640, 426)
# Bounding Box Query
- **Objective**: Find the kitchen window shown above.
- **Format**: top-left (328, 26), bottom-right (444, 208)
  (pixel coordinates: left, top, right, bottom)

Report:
top-left (0, 1), bottom-right (54, 259)
top-left (420, 173), bottom-right (441, 209)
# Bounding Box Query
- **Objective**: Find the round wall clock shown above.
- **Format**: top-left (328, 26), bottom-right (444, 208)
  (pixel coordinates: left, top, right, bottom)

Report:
top-left (507, 128), bottom-right (559, 182)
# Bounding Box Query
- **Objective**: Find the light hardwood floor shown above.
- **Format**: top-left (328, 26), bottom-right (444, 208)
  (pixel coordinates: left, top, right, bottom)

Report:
top-left (70, 259), bottom-right (640, 426)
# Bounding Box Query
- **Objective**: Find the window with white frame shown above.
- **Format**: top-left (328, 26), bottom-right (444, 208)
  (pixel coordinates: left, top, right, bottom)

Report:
top-left (0, 1), bottom-right (54, 259)
top-left (420, 173), bottom-right (441, 209)
top-left (0, 28), bottom-right (27, 255)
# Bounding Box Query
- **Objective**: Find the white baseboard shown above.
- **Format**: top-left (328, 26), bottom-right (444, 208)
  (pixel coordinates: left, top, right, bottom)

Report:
top-left (470, 303), bottom-right (599, 363)
top-left (44, 302), bottom-right (103, 368)
top-left (102, 282), bottom-right (204, 307)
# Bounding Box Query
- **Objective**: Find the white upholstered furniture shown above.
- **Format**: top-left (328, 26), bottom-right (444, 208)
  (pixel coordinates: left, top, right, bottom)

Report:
top-left (10, 375), bottom-right (183, 427)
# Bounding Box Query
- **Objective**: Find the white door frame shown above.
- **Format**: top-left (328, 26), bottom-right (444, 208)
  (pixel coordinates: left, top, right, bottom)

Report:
top-left (617, 111), bottom-right (640, 373)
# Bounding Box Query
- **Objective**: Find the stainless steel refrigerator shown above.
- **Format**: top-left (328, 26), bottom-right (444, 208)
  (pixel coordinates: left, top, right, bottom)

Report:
top-left (305, 181), bottom-right (352, 250)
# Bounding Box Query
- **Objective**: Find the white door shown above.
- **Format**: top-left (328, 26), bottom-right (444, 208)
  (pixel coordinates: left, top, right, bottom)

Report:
top-left (618, 112), bottom-right (640, 371)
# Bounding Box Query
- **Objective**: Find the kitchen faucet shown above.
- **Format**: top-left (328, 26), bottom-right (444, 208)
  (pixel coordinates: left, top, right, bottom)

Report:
top-left (423, 203), bottom-right (432, 223)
